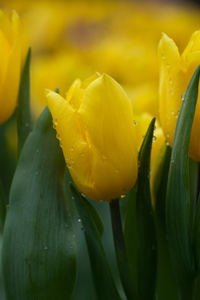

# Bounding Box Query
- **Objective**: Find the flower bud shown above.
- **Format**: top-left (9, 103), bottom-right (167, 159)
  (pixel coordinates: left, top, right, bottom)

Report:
top-left (158, 31), bottom-right (200, 161)
top-left (46, 73), bottom-right (138, 201)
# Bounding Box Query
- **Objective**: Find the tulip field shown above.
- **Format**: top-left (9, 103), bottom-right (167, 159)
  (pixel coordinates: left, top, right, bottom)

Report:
top-left (1, 1), bottom-right (200, 300)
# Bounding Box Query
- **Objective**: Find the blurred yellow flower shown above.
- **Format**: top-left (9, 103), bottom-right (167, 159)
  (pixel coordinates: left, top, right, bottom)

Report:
top-left (46, 73), bottom-right (138, 201)
top-left (158, 31), bottom-right (200, 161)
top-left (31, 52), bottom-right (93, 118)
top-left (127, 82), bottom-right (159, 118)
top-left (0, 10), bottom-right (21, 124)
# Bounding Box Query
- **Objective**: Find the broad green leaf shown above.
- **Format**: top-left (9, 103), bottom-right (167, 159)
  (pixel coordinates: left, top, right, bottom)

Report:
top-left (2, 108), bottom-right (76, 300)
top-left (17, 48), bottom-right (32, 153)
top-left (0, 235), bottom-right (6, 300)
top-left (166, 66), bottom-right (200, 294)
top-left (194, 193), bottom-right (200, 273)
top-left (0, 116), bottom-right (17, 204)
top-left (0, 180), bottom-right (6, 232)
top-left (151, 144), bottom-right (178, 300)
top-left (136, 117), bottom-right (157, 300)
top-left (70, 185), bottom-right (121, 300)
top-left (64, 169), bottom-right (104, 237)
top-left (82, 197), bottom-right (104, 236)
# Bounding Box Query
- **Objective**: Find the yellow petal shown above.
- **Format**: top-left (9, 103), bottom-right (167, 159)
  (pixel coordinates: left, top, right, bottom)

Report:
top-left (0, 10), bottom-right (11, 41)
top-left (46, 90), bottom-right (94, 195)
top-left (0, 11), bottom-right (21, 124)
top-left (66, 78), bottom-right (82, 110)
top-left (158, 33), bottom-right (180, 72)
top-left (158, 33), bottom-right (182, 147)
top-left (182, 30), bottom-right (200, 71)
top-left (78, 74), bottom-right (138, 194)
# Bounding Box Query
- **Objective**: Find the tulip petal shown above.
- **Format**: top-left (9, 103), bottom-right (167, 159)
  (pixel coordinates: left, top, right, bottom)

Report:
top-left (182, 30), bottom-right (200, 71)
top-left (66, 79), bottom-right (82, 110)
top-left (46, 91), bottom-right (95, 197)
top-left (0, 11), bottom-right (11, 41)
top-left (78, 74), bottom-right (137, 196)
top-left (0, 31), bottom-right (10, 88)
top-left (0, 11), bottom-right (21, 124)
top-left (158, 33), bottom-right (182, 146)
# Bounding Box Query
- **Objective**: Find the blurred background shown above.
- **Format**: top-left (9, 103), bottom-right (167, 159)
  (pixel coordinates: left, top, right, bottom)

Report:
top-left (0, 0), bottom-right (200, 119)
top-left (0, 0), bottom-right (200, 299)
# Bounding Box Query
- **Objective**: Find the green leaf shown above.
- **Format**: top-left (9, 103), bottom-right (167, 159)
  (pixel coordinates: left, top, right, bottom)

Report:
top-left (0, 180), bottom-right (6, 233)
top-left (166, 66), bottom-right (200, 294)
top-left (136, 117), bottom-right (157, 300)
top-left (110, 198), bottom-right (136, 299)
top-left (2, 107), bottom-right (76, 300)
top-left (17, 48), bottom-right (32, 153)
top-left (151, 145), bottom-right (178, 300)
top-left (123, 186), bottom-right (137, 293)
top-left (194, 192), bottom-right (200, 273)
top-left (154, 144), bottom-right (171, 230)
top-left (82, 197), bottom-right (104, 236)
top-left (70, 184), bottom-right (121, 300)
top-left (0, 116), bottom-right (17, 204)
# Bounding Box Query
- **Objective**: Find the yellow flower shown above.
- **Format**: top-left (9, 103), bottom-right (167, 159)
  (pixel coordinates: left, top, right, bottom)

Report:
top-left (0, 10), bottom-right (21, 124)
top-left (46, 73), bottom-right (138, 201)
top-left (31, 52), bottom-right (93, 118)
top-left (158, 31), bottom-right (200, 161)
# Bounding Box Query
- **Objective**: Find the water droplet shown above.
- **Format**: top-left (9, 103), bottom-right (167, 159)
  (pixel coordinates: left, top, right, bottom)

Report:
top-left (36, 149), bottom-right (39, 153)
top-left (171, 159), bottom-right (175, 164)
top-left (169, 78), bottom-right (173, 85)
top-left (166, 142), bottom-right (170, 146)
top-left (25, 122), bottom-right (29, 128)
top-left (171, 111), bottom-right (175, 116)
top-left (153, 136), bottom-right (157, 142)
top-left (181, 92), bottom-right (186, 101)
top-left (121, 194), bottom-right (126, 199)
top-left (77, 218), bottom-right (81, 223)
top-left (56, 132), bottom-right (61, 140)
top-left (133, 120), bottom-right (137, 126)
top-left (44, 245), bottom-right (48, 251)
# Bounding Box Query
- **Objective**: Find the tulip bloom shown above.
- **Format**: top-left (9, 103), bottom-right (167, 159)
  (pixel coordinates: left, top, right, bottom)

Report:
top-left (46, 73), bottom-right (138, 201)
top-left (158, 31), bottom-right (200, 161)
top-left (0, 11), bottom-right (21, 125)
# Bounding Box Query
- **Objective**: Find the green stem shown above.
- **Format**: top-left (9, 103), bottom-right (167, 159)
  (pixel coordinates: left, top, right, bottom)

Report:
top-left (110, 198), bottom-right (136, 300)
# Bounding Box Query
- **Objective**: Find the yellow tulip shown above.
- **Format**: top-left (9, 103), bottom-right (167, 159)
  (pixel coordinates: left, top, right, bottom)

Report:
top-left (158, 31), bottom-right (200, 161)
top-left (46, 73), bottom-right (138, 201)
top-left (0, 10), bottom-right (21, 124)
